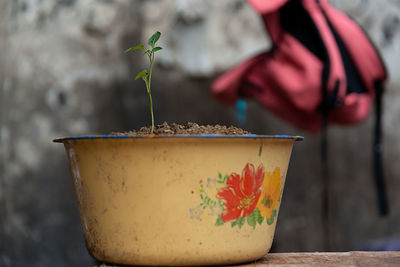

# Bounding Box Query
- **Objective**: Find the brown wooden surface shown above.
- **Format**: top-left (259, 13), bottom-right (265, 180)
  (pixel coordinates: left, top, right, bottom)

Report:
top-left (95, 251), bottom-right (400, 266)
top-left (241, 251), bottom-right (400, 266)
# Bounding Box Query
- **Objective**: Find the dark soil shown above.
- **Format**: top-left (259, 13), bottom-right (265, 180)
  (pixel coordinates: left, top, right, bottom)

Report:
top-left (111, 122), bottom-right (251, 136)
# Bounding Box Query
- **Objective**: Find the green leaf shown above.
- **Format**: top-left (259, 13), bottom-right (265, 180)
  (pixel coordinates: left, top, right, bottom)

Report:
top-left (152, 46), bottom-right (162, 52)
top-left (247, 210), bottom-right (257, 229)
top-left (224, 174), bottom-right (229, 182)
top-left (266, 210), bottom-right (277, 225)
top-left (231, 217), bottom-right (245, 229)
top-left (148, 31), bottom-right (161, 47)
top-left (215, 215), bottom-right (224, 226)
top-left (261, 195), bottom-right (272, 208)
top-left (135, 70), bottom-right (148, 80)
top-left (231, 220), bottom-right (238, 228)
top-left (124, 45), bottom-right (144, 53)
top-left (218, 200), bottom-right (225, 209)
top-left (145, 50), bottom-right (152, 56)
top-left (255, 209), bottom-right (264, 225)
top-left (237, 217), bottom-right (245, 229)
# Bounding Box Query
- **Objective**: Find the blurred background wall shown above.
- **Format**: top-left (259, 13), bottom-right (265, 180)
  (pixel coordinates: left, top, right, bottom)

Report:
top-left (1, 0), bottom-right (400, 266)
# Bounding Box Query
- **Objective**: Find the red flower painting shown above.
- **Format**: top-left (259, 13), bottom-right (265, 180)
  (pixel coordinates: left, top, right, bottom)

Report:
top-left (217, 163), bottom-right (265, 222)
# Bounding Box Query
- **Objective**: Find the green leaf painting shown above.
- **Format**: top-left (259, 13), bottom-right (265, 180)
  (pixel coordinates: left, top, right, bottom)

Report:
top-left (255, 208), bottom-right (264, 225)
top-left (247, 210), bottom-right (257, 229)
top-left (215, 215), bottom-right (224, 226)
top-left (232, 217), bottom-right (245, 229)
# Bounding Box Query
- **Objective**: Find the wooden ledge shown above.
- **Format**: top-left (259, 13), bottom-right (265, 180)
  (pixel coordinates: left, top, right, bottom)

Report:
top-left (241, 251), bottom-right (400, 266)
top-left (95, 251), bottom-right (400, 266)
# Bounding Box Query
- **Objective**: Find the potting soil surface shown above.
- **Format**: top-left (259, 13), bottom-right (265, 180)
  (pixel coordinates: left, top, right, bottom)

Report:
top-left (111, 122), bottom-right (251, 136)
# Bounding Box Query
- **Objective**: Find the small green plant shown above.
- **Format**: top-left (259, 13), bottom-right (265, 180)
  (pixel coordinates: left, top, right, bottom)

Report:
top-left (125, 31), bottom-right (162, 134)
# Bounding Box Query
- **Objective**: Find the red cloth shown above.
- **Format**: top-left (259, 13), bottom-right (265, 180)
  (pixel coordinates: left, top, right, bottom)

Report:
top-left (212, 0), bottom-right (387, 132)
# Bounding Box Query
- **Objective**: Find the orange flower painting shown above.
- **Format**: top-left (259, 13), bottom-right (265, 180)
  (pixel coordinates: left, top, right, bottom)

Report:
top-left (256, 167), bottom-right (282, 219)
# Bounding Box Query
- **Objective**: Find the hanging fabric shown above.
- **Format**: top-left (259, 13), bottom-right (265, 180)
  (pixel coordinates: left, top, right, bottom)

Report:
top-left (212, 0), bottom-right (388, 215)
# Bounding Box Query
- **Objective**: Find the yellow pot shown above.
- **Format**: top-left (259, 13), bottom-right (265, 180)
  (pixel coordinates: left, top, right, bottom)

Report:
top-left (54, 134), bottom-right (302, 266)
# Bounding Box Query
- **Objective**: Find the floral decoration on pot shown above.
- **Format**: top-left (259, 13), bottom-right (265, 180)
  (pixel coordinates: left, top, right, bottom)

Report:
top-left (190, 163), bottom-right (283, 229)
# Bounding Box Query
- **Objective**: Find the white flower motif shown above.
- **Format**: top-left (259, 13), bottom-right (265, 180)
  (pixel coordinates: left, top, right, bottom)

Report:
top-left (206, 177), bottom-right (217, 189)
top-left (189, 205), bottom-right (203, 220)
top-left (208, 204), bottom-right (223, 216)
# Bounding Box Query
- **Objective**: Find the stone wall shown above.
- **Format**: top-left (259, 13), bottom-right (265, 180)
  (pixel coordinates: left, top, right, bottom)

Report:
top-left (1, 0), bottom-right (400, 266)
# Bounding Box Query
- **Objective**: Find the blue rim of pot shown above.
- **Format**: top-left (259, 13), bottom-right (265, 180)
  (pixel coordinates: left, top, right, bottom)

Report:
top-left (53, 134), bottom-right (304, 143)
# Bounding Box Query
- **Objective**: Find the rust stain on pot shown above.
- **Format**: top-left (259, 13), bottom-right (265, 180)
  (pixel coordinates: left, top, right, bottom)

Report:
top-left (85, 218), bottom-right (107, 262)
top-left (166, 177), bottom-right (184, 187)
top-left (121, 180), bottom-right (126, 190)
